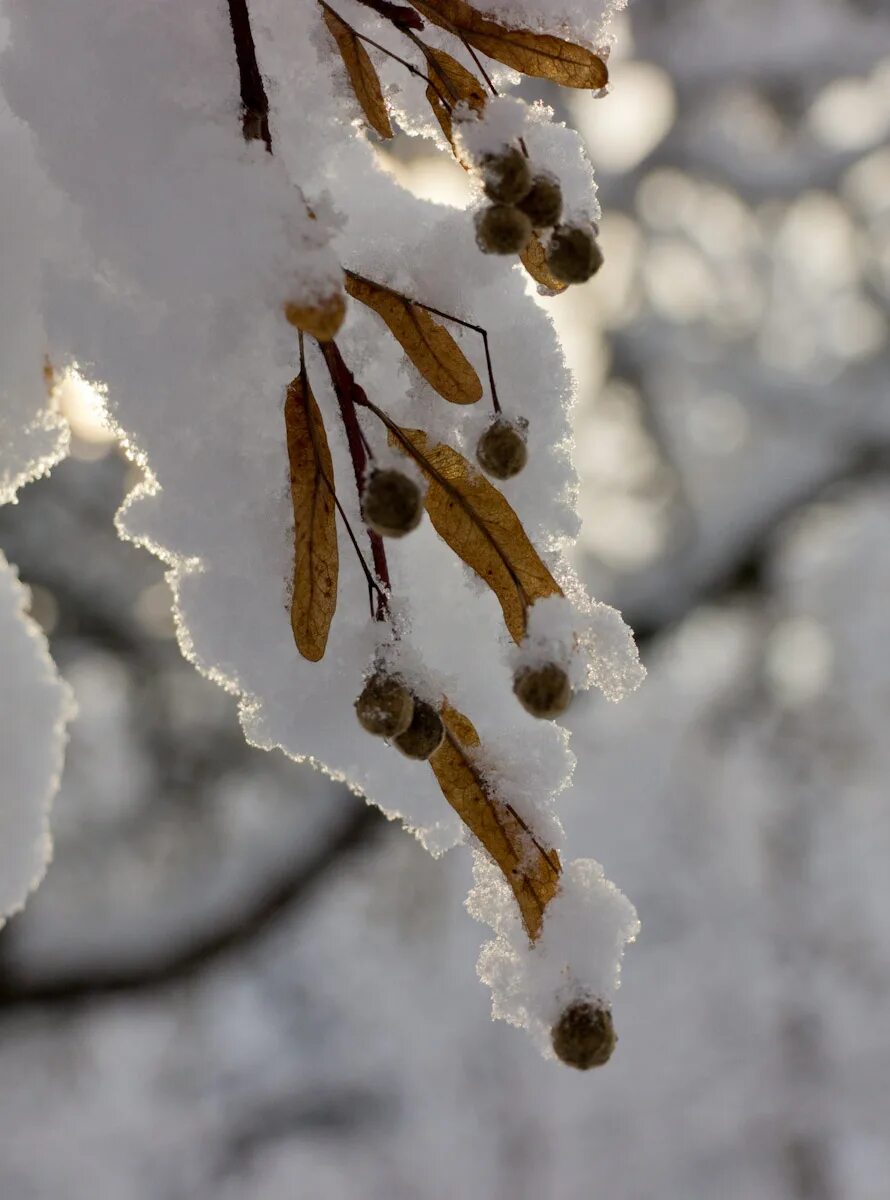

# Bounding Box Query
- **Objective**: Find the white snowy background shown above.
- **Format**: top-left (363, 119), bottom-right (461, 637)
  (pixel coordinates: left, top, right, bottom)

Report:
top-left (1, 1), bottom-right (889, 1197)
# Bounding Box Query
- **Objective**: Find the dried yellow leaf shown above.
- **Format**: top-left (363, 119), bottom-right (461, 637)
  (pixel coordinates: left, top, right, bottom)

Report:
top-left (425, 83), bottom-right (455, 148)
top-left (285, 373), bottom-right (339, 662)
top-left (345, 272), bottom-right (483, 405)
top-left (321, 3), bottom-right (394, 139)
top-left (520, 234), bottom-right (569, 295)
top-left (430, 702), bottom-right (561, 940)
top-left (422, 44), bottom-right (487, 147)
top-left (410, 0), bottom-right (608, 90)
top-left (388, 425), bottom-right (562, 642)
top-left (284, 290), bottom-right (347, 343)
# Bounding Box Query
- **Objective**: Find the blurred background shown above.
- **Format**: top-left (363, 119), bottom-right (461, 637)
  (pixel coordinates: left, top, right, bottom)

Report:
top-left (2, 1), bottom-right (890, 1196)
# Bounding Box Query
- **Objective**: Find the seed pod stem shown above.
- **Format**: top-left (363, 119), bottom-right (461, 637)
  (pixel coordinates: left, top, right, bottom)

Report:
top-left (318, 339), bottom-right (392, 618)
top-left (299, 334), bottom-right (388, 621)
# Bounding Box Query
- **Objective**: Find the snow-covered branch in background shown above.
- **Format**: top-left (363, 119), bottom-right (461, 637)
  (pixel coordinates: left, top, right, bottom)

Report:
top-left (0, 0), bottom-right (643, 1064)
top-left (0, 554), bottom-right (73, 926)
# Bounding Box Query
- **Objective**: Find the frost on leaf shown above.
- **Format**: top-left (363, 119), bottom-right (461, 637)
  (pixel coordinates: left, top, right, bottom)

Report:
top-left (431, 703), bottom-right (561, 940)
top-left (345, 272), bottom-right (483, 406)
top-left (420, 44), bottom-right (487, 149)
top-left (321, 3), bottom-right (394, 140)
top-left (409, 0), bottom-right (609, 89)
top-left (387, 426), bottom-right (562, 642)
top-left (0, 554), bottom-right (74, 925)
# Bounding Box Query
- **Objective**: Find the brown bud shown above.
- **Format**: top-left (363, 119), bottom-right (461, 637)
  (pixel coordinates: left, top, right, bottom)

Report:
top-left (475, 205), bottom-right (533, 256)
top-left (480, 147), bottom-right (532, 204)
top-left (355, 673), bottom-right (414, 739)
top-left (284, 289), bottom-right (347, 343)
top-left (552, 1001), bottom-right (616, 1070)
top-left (545, 224), bottom-right (604, 285)
top-left (476, 419), bottom-right (528, 480)
top-left (517, 173), bottom-right (563, 229)
top-left (363, 469), bottom-right (423, 538)
top-left (392, 698), bottom-right (445, 760)
top-left (513, 663), bottom-right (572, 719)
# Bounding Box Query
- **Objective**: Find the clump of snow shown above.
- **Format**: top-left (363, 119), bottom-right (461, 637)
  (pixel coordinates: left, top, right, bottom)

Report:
top-left (515, 593), bottom-right (645, 699)
top-left (0, 553), bottom-right (74, 924)
top-left (0, 0), bottom-right (643, 1050)
top-left (456, 95), bottom-right (601, 226)
top-left (458, 95), bottom-right (530, 161)
top-left (471, 850), bottom-right (639, 1052)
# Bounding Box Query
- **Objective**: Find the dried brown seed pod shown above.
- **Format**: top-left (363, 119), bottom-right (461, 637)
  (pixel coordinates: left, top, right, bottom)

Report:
top-left (517, 173), bottom-right (563, 229)
top-left (392, 698), bottom-right (445, 760)
top-left (355, 673), bottom-right (414, 739)
top-left (545, 224), bottom-right (604, 285)
top-left (475, 204), bottom-right (533, 256)
top-left (363, 469), bottom-right (423, 538)
top-left (476, 419), bottom-right (528, 480)
top-left (551, 1001), bottom-right (616, 1070)
top-left (480, 147), bottom-right (532, 204)
top-left (513, 662), bottom-right (572, 719)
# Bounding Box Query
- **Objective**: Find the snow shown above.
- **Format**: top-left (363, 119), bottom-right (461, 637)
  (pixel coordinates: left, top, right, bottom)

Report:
top-left (0, 552), bottom-right (73, 924)
top-left (1, 0), bottom-right (889, 1189)
top-left (515, 592), bottom-right (645, 697)
top-left (0, 0), bottom-right (643, 1045)
top-left (472, 851), bottom-right (639, 1052)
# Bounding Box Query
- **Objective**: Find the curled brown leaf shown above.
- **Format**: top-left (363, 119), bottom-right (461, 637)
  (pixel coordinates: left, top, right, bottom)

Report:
top-left (321, 3), bottom-right (394, 139)
top-left (421, 44), bottom-right (487, 148)
top-left (430, 702), bottom-right (561, 940)
top-left (520, 234), bottom-right (569, 296)
top-left (285, 373), bottom-right (339, 661)
top-left (345, 272), bottom-right (483, 405)
top-left (409, 0), bottom-right (608, 90)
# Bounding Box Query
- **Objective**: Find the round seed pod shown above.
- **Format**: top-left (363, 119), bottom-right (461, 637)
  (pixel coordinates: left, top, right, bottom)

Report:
top-left (476, 419), bottom-right (528, 480)
top-left (551, 1001), bottom-right (616, 1070)
top-left (355, 673), bottom-right (414, 739)
top-left (513, 662), bottom-right (572, 719)
top-left (363, 469), bottom-right (423, 538)
top-left (517, 173), bottom-right (563, 229)
top-left (480, 147), bottom-right (532, 204)
top-left (475, 205), bottom-right (533, 256)
top-left (392, 698), bottom-right (445, 760)
top-left (545, 224), bottom-right (604, 285)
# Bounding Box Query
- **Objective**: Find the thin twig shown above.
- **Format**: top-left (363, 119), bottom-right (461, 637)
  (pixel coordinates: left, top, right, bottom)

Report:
top-left (317, 341), bottom-right (392, 619)
top-left (352, 0), bottom-right (424, 31)
top-left (353, 392), bottom-right (533, 615)
top-left (458, 35), bottom-right (498, 98)
top-left (227, 0), bottom-right (272, 151)
top-left (298, 334), bottom-right (388, 619)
